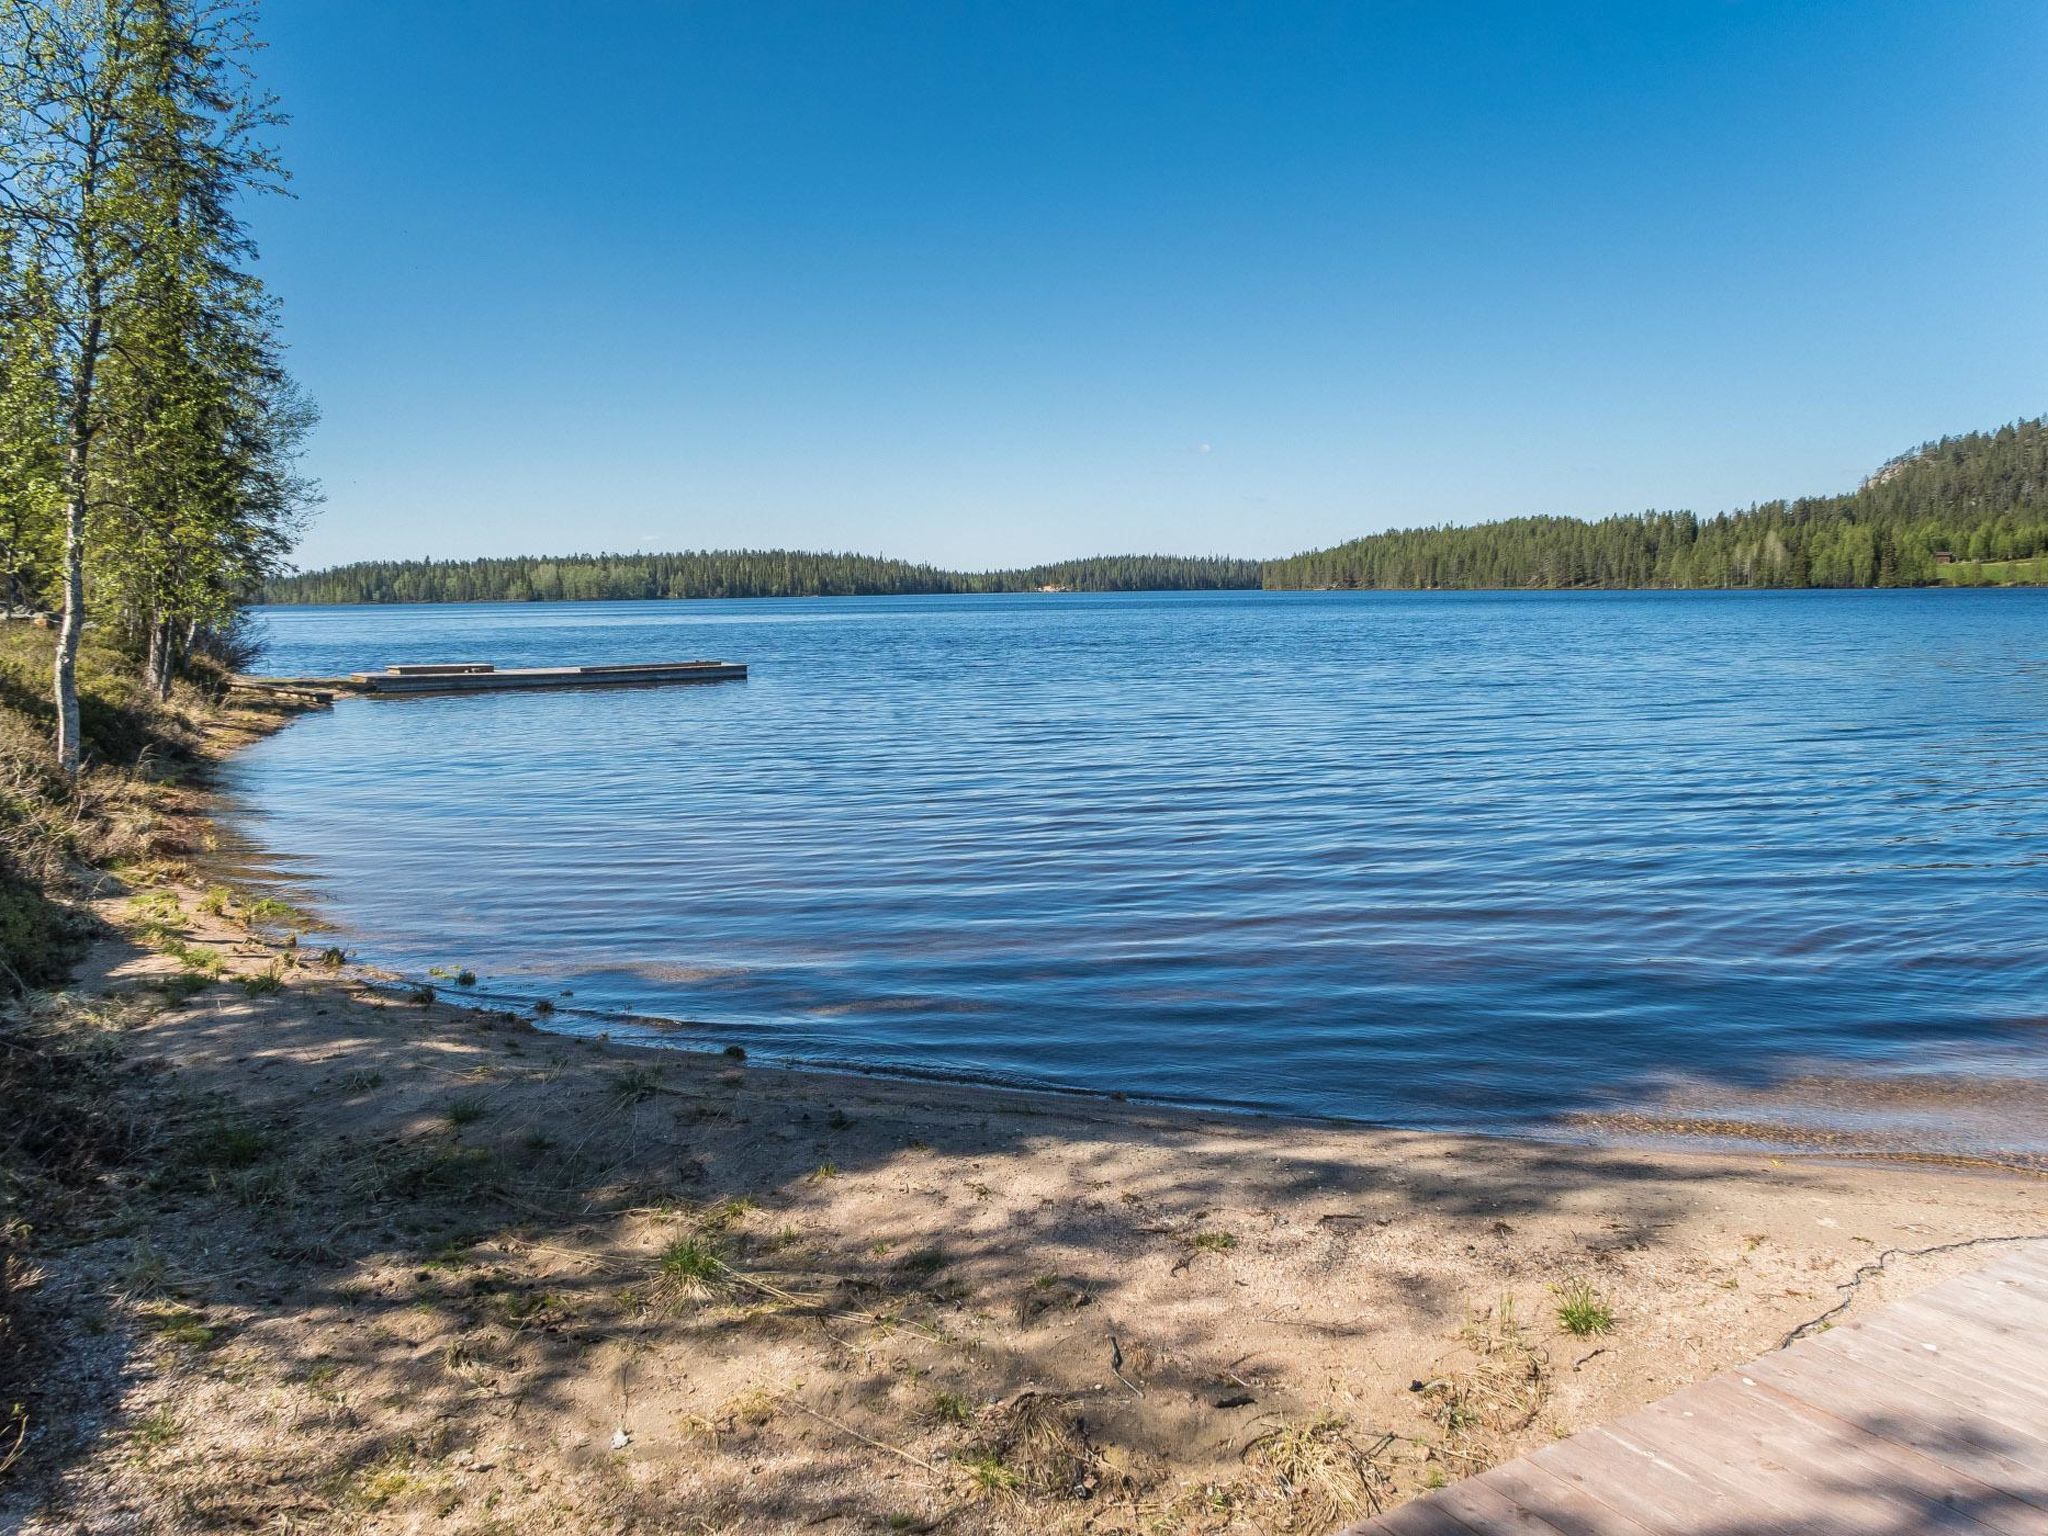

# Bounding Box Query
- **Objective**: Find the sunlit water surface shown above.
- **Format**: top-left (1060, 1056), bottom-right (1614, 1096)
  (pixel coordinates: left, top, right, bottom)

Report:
top-left (224, 590), bottom-right (2048, 1151)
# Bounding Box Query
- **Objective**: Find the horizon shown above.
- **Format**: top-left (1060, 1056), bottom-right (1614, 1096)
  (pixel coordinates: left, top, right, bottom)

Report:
top-left (275, 411), bottom-right (2043, 576)
top-left (254, 1), bottom-right (2048, 571)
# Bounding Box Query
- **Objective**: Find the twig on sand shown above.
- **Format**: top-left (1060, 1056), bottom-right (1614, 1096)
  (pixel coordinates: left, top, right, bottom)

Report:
top-left (774, 1394), bottom-right (944, 1475)
top-left (1781, 1232), bottom-right (2048, 1347)
top-left (1108, 1333), bottom-right (1145, 1398)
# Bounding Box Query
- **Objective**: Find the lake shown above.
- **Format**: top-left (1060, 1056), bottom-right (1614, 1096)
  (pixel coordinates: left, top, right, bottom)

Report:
top-left (225, 589), bottom-right (2048, 1152)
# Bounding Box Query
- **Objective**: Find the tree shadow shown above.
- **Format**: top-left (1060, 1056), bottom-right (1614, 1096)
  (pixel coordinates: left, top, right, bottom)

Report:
top-left (8, 919), bottom-right (2033, 1533)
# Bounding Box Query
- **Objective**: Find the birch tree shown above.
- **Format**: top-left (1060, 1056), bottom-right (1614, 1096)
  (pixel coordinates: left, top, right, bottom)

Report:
top-left (0, 0), bottom-right (295, 766)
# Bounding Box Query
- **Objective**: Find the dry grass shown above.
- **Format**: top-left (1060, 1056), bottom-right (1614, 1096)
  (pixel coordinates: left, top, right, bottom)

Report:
top-left (1242, 1414), bottom-right (1397, 1532)
top-left (970, 1390), bottom-right (1129, 1503)
top-left (1417, 1296), bottom-right (1552, 1467)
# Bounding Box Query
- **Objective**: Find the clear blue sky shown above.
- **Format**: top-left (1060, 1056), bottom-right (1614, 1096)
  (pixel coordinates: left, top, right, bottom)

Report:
top-left (254, 1), bottom-right (2047, 571)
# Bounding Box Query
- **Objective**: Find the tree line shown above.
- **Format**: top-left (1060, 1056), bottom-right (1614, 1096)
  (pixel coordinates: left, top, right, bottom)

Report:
top-left (263, 551), bottom-right (1262, 604)
top-left (269, 419), bottom-right (2046, 609)
top-left (1, 0), bottom-right (313, 771)
top-left (1261, 419), bottom-right (2048, 591)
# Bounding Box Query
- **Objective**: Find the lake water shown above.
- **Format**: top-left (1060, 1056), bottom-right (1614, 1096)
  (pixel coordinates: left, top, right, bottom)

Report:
top-left (226, 590), bottom-right (2048, 1151)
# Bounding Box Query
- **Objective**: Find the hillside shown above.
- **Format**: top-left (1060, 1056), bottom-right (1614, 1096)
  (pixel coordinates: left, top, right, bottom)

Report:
top-left (1263, 418), bottom-right (2048, 590)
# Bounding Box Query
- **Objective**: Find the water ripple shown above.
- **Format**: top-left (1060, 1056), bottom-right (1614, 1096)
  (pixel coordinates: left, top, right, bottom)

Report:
top-left (219, 589), bottom-right (2048, 1150)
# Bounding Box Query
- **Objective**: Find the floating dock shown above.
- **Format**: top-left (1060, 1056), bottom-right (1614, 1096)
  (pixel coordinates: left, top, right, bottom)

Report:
top-left (230, 660), bottom-right (747, 699)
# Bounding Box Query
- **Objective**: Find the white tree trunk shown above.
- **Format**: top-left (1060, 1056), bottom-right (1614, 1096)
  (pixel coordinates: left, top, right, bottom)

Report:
top-left (53, 449), bottom-right (87, 775)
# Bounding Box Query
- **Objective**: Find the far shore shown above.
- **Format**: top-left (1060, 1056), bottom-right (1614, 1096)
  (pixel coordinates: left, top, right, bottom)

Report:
top-left (8, 722), bottom-right (2045, 1530)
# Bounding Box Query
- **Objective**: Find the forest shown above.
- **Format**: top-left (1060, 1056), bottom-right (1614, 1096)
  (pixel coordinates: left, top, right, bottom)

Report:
top-left (1262, 419), bottom-right (2048, 591)
top-left (263, 551), bottom-right (1261, 603)
top-left (268, 419), bottom-right (2047, 604)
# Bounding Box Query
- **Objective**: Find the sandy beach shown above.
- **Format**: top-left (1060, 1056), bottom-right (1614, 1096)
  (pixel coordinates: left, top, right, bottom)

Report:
top-left (6, 768), bottom-right (2044, 1533)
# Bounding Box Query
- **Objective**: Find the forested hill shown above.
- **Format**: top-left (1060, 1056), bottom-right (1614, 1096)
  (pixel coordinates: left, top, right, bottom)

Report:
top-left (1262, 418), bottom-right (2048, 590)
top-left (263, 551), bottom-right (1262, 604)
top-left (269, 418), bottom-right (2048, 603)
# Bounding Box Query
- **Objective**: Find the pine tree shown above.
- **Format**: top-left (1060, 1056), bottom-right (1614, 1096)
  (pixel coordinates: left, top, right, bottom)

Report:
top-left (0, 0), bottom-right (304, 753)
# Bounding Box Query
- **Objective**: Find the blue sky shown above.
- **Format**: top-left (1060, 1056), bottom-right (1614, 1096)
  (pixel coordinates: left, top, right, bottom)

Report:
top-left (254, 1), bottom-right (2048, 571)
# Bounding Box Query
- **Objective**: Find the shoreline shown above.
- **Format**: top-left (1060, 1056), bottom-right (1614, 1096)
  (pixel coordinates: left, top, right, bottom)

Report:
top-left (5, 694), bottom-right (2042, 1531)
top-left (324, 971), bottom-right (2048, 1180)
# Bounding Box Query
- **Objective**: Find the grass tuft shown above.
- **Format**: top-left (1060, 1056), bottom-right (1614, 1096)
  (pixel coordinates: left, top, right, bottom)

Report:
top-left (653, 1236), bottom-right (730, 1307)
top-left (1553, 1278), bottom-right (1616, 1337)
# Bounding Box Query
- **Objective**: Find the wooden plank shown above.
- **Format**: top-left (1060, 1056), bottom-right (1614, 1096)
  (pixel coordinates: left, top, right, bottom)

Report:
top-left (1740, 1351), bottom-right (2048, 1503)
top-left (1804, 1305), bottom-right (2048, 1418)
top-left (1342, 1253), bottom-right (2048, 1535)
top-left (1687, 1374), bottom-right (2044, 1535)
top-left (1720, 1376), bottom-right (2048, 1536)
top-left (1887, 1272), bottom-right (2048, 1364)
top-left (1359, 1497), bottom-right (1484, 1535)
top-left (1471, 1459), bottom-right (1663, 1536)
top-left (1425, 1474), bottom-right (1579, 1536)
top-left (1823, 1309), bottom-right (2048, 1413)
top-left (1578, 1406), bottom-right (1963, 1534)
top-left (1970, 1247), bottom-right (2048, 1296)
top-left (1525, 1419), bottom-right (1803, 1532)
top-left (1997, 1244), bottom-right (2048, 1284)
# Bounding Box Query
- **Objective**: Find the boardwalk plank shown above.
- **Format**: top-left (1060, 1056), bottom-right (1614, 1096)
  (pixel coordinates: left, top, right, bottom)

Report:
top-left (1425, 1475), bottom-right (1581, 1536)
top-left (1361, 1497), bottom-right (1485, 1535)
top-left (1473, 1458), bottom-right (1663, 1536)
top-left (1739, 1352), bottom-right (2048, 1504)
top-left (1802, 1308), bottom-right (2048, 1419)
top-left (1526, 1420), bottom-right (1805, 1533)
top-left (1585, 1402), bottom-right (1975, 1534)
top-left (1682, 1375), bottom-right (2039, 1535)
top-left (1341, 1252), bottom-right (2048, 1536)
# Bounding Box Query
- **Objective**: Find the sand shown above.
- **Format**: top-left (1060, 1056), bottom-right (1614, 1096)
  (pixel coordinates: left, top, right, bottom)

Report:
top-left (4, 710), bottom-right (2044, 1532)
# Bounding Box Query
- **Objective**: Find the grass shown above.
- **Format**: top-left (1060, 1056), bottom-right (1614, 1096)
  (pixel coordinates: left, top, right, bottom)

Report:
top-left (895, 1246), bottom-right (946, 1278)
top-left (972, 1390), bottom-right (1120, 1501)
top-left (161, 938), bottom-right (223, 977)
top-left (1243, 1415), bottom-right (1394, 1531)
top-left (962, 1453), bottom-right (1022, 1494)
top-left (164, 1114), bottom-right (277, 1179)
top-left (1553, 1277), bottom-right (1616, 1337)
top-left (239, 963), bottom-right (285, 998)
top-left (653, 1236), bottom-right (729, 1306)
top-left (151, 972), bottom-right (209, 1005)
top-left (444, 1094), bottom-right (488, 1127)
top-left (1419, 1297), bottom-right (1551, 1456)
top-left (141, 1303), bottom-right (217, 1349)
top-left (927, 1389), bottom-right (976, 1426)
top-left (610, 1066), bottom-right (663, 1102)
top-left (131, 1407), bottom-right (181, 1449)
top-left (1935, 554), bottom-right (2048, 585)
top-left (1189, 1229), bottom-right (1237, 1252)
top-left (239, 896), bottom-right (305, 930)
top-left (698, 1196), bottom-right (755, 1230)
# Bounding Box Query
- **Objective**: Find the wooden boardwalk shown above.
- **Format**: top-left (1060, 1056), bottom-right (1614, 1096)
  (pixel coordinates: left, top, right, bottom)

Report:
top-left (1342, 1245), bottom-right (2048, 1536)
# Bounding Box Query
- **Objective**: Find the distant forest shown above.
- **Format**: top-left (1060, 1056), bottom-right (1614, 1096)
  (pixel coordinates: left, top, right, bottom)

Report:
top-left (266, 418), bottom-right (2047, 603)
top-left (1263, 418), bottom-right (2048, 591)
top-left (263, 552), bottom-right (1260, 603)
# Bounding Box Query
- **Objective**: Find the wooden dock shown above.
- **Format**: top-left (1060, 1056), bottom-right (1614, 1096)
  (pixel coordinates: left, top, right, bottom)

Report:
top-left (1342, 1244), bottom-right (2048, 1536)
top-left (231, 660), bottom-right (746, 699)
